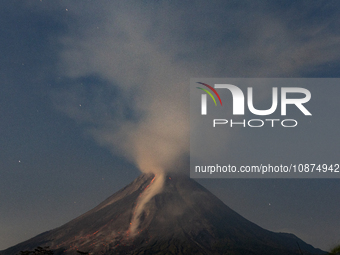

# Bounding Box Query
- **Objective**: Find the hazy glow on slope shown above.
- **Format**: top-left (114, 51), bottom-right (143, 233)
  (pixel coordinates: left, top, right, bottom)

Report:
top-left (128, 173), bottom-right (165, 237)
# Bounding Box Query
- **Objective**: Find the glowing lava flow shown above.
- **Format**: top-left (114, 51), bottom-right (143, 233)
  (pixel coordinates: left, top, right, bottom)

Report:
top-left (128, 173), bottom-right (165, 237)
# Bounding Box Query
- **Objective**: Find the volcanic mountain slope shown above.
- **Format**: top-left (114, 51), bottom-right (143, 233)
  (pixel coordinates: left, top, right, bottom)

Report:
top-left (2, 173), bottom-right (325, 255)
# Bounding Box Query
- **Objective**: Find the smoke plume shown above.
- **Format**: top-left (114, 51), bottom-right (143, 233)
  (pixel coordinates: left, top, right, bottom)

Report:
top-left (55, 1), bottom-right (340, 175)
top-left (56, 2), bottom-right (190, 176)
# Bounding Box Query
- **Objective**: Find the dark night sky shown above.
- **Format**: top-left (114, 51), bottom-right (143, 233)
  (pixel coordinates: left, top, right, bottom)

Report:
top-left (1, 0), bottom-right (340, 251)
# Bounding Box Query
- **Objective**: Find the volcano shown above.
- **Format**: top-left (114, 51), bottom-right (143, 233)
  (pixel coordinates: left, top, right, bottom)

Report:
top-left (2, 173), bottom-right (325, 255)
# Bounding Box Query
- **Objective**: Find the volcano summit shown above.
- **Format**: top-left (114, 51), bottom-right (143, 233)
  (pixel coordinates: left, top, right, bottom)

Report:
top-left (2, 173), bottom-right (325, 255)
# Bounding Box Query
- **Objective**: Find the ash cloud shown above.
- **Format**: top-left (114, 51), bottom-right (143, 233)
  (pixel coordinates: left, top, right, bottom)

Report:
top-left (56, 2), bottom-right (191, 175)
top-left (53, 1), bottom-right (340, 175)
